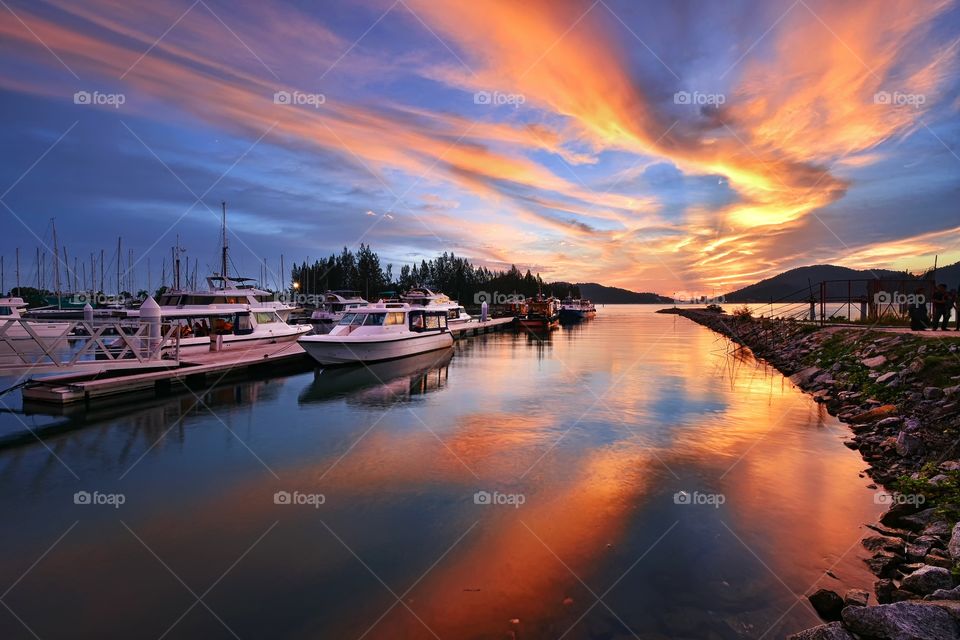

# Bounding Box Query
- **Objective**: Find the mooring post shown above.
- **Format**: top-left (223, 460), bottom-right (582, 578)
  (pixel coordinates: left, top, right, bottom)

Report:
top-left (140, 296), bottom-right (161, 359)
top-left (481, 301), bottom-right (488, 323)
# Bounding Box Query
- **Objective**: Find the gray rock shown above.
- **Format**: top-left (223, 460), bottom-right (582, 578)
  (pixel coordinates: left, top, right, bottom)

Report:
top-left (863, 355), bottom-right (888, 368)
top-left (790, 366), bottom-right (822, 386)
top-left (924, 386), bottom-right (945, 400)
top-left (896, 430), bottom-right (924, 456)
top-left (844, 588), bottom-right (870, 607)
top-left (877, 371), bottom-right (898, 384)
top-left (864, 535), bottom-right (905, 553)
top-left (902, 565), bottom-right (954, 596)
top-left (927, 585), bottom-right (960, 601)
top-left (810, 588), bottom-right (846, 621)
top-left (787, 622), bottom-right (855, 640)
top-left (842, 601), bottom-right (959, 639)
top-left (949, 522), bottom-right (960, 562)
top-left (944, 385), bottom-right (960, 398)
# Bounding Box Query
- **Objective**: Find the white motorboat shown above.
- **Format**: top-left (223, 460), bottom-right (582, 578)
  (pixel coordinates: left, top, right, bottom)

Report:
top-left (299, 302), bottom-right (453, 365)
top-left (400, 287), bottom-right (472, 325)
top-left (310, 290), bottom-right (369, 324)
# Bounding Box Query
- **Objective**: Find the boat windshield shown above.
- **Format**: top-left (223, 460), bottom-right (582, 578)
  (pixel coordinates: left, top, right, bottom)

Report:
top-left (338, 313), bottom-right (357, 325)
top-left (363, 313), bottom-right (386, 326)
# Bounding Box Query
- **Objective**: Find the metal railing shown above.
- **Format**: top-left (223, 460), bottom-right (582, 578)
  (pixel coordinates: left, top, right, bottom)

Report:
top-left (0, 318), bottom-right (181, 374)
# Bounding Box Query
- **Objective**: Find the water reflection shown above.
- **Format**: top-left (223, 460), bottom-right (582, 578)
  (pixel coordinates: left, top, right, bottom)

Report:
top-left (0, 306), bottom-right (879, 640)
top-left (298, 348), bottom-right (453, 407)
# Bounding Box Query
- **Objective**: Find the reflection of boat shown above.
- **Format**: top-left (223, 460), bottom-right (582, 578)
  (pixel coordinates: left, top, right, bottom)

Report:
top-left (298, 348), bottom-right (453, 404)
top-left (299, 302), bottom-right (453, 365)
top-left (310, 290), bottom-right (369, 324)
top-left (401, 287), bottom-right (472, 325)
top-left (517, 295), bottom-right (560, 331)
top-left (559, 298), bottom-right (597, 321)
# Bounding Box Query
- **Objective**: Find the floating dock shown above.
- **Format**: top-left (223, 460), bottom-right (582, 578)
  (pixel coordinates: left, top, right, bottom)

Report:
top-left (21, 341), bottom-right (309, 406)
top-left (19, 317), bottom-right (515, 407)
top-left (449, 316), bottom-right (514, 337)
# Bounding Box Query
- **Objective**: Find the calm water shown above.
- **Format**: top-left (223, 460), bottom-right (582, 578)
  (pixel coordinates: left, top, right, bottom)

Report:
top-left (0, 305), bottom-right (879, 639)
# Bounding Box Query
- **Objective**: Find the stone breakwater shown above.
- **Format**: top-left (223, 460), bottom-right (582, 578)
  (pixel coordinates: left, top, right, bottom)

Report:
top-left (660, 308), bottom-right (960, 640)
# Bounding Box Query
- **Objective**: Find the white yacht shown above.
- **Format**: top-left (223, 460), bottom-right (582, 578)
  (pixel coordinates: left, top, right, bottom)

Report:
top-left (0, 297), bottom-right (73, 338)
top-left (401, 287), bottom-right (472, 325)
top-left (123, 276), bottom-right (310, 352)
top-left (299, 302), bottom-right (453, 365)
top-left (310, 290), bottom-right (369, 324)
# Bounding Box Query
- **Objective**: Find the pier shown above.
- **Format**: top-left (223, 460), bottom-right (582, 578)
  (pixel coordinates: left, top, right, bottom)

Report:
top-left (16, 317), bottom-right (515, 407)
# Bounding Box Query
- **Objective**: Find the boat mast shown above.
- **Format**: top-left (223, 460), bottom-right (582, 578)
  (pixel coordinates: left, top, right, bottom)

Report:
top-left (52, 218), bottom-right (61, 304)
top-left (220, 201), bottom-right (228, 289)
top-left (15, 247), bottom-right (19, 293)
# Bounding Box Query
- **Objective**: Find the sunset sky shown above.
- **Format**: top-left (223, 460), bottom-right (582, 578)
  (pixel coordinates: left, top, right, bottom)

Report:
top-left (1, 0), bottom-right (958, 294)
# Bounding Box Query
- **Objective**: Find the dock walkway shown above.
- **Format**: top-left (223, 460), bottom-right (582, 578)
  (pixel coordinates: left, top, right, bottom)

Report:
top-left (20, 317), bottom-right (516, 406)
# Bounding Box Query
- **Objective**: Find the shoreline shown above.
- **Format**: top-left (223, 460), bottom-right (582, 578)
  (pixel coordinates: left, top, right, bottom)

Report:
top-left (659, 308), bottom-right (960, 639)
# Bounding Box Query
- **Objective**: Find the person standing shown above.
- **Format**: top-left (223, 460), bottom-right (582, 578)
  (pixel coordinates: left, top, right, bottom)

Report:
top-left (909, 287), bottom-right (930, 331)
top-left (931, 283), bottom-right (949, 330)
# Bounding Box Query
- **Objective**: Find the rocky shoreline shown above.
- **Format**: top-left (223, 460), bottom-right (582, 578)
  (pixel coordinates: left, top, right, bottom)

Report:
top-left (660, 308), bottom-right (960, 640)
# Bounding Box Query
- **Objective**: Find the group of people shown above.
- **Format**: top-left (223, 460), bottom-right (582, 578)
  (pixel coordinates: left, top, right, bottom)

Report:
top-left (908, 283), bottom-right (960, 331)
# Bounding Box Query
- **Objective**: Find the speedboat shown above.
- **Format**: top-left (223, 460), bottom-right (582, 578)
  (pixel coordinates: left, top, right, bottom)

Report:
top-left (310, 290), bottom-right (369, 324)
top-left (401, 287), bottom-right (472, 325)
top-left (559, 298), bottom-right (597, 321)
top-left (299, 302), bottom-right (453, 365)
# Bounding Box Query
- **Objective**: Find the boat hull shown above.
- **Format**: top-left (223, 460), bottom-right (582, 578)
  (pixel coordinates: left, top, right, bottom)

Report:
top-left (300, 331), bottom-right (454, 365)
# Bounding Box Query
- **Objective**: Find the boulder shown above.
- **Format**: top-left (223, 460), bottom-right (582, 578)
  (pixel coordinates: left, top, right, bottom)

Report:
top-left (875, 578), bottom-right (896, 604)
top-left (850, 405), bottom-right (898, 424)
top-left (791, 366), bottom-right (822, 386)
top-left (877, 371), bottom-right (898, 384)
top-left (863, 535), bottom-right (905, 553)
top-left (895, 430), bottom-right (924, 456)
top-left (786, 622), bottom-right (855, 640)
top-left (923, 386), bottom-right (945, 400)
top-left (927, 585), bottom-right (960, 601)
top-left (863, 355), bottom-right (888, 368)
top-left (844, 588), bottom-right (870, 607)
top-left (902, 565), bottom-right (954, 596)
top-left (949, 522), bottom-right (960, 562)
top-left (809, 588), bottom-right (845, 621)
top-left (842, 601), bottom-right (959, 639)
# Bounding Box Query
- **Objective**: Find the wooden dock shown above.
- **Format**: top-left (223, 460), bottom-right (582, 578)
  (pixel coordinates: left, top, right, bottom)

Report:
top-left (21, 341), bottom-right (310, 406)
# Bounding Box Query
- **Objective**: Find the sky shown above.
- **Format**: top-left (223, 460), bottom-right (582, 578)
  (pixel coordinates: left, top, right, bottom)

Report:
top-left (0, 0), bottom-right (958, 296)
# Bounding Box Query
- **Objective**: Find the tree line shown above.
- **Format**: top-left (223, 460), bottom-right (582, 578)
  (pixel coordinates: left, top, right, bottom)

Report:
top-left (291, 245), bottom-right (580, 304)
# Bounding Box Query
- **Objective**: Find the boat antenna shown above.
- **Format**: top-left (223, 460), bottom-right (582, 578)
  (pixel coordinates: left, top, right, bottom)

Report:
top-left (221, 201), bottom-right (228, 288)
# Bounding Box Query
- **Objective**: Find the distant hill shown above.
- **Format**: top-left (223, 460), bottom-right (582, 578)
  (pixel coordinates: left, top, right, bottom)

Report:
top-left (577, 282), bottom-right (674, 304)
top-left (925, 261), bottom-right (960, 288)
top-left (723, 264), bottom-right (923, 302)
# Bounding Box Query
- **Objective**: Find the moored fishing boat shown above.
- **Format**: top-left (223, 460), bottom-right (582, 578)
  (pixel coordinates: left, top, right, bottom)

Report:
top-left (559, 298), bottom-right (597, 321)
top-left (517, 295), bottom-right (560, 331)
top-left (299, 302), bottom-right (453, 365)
